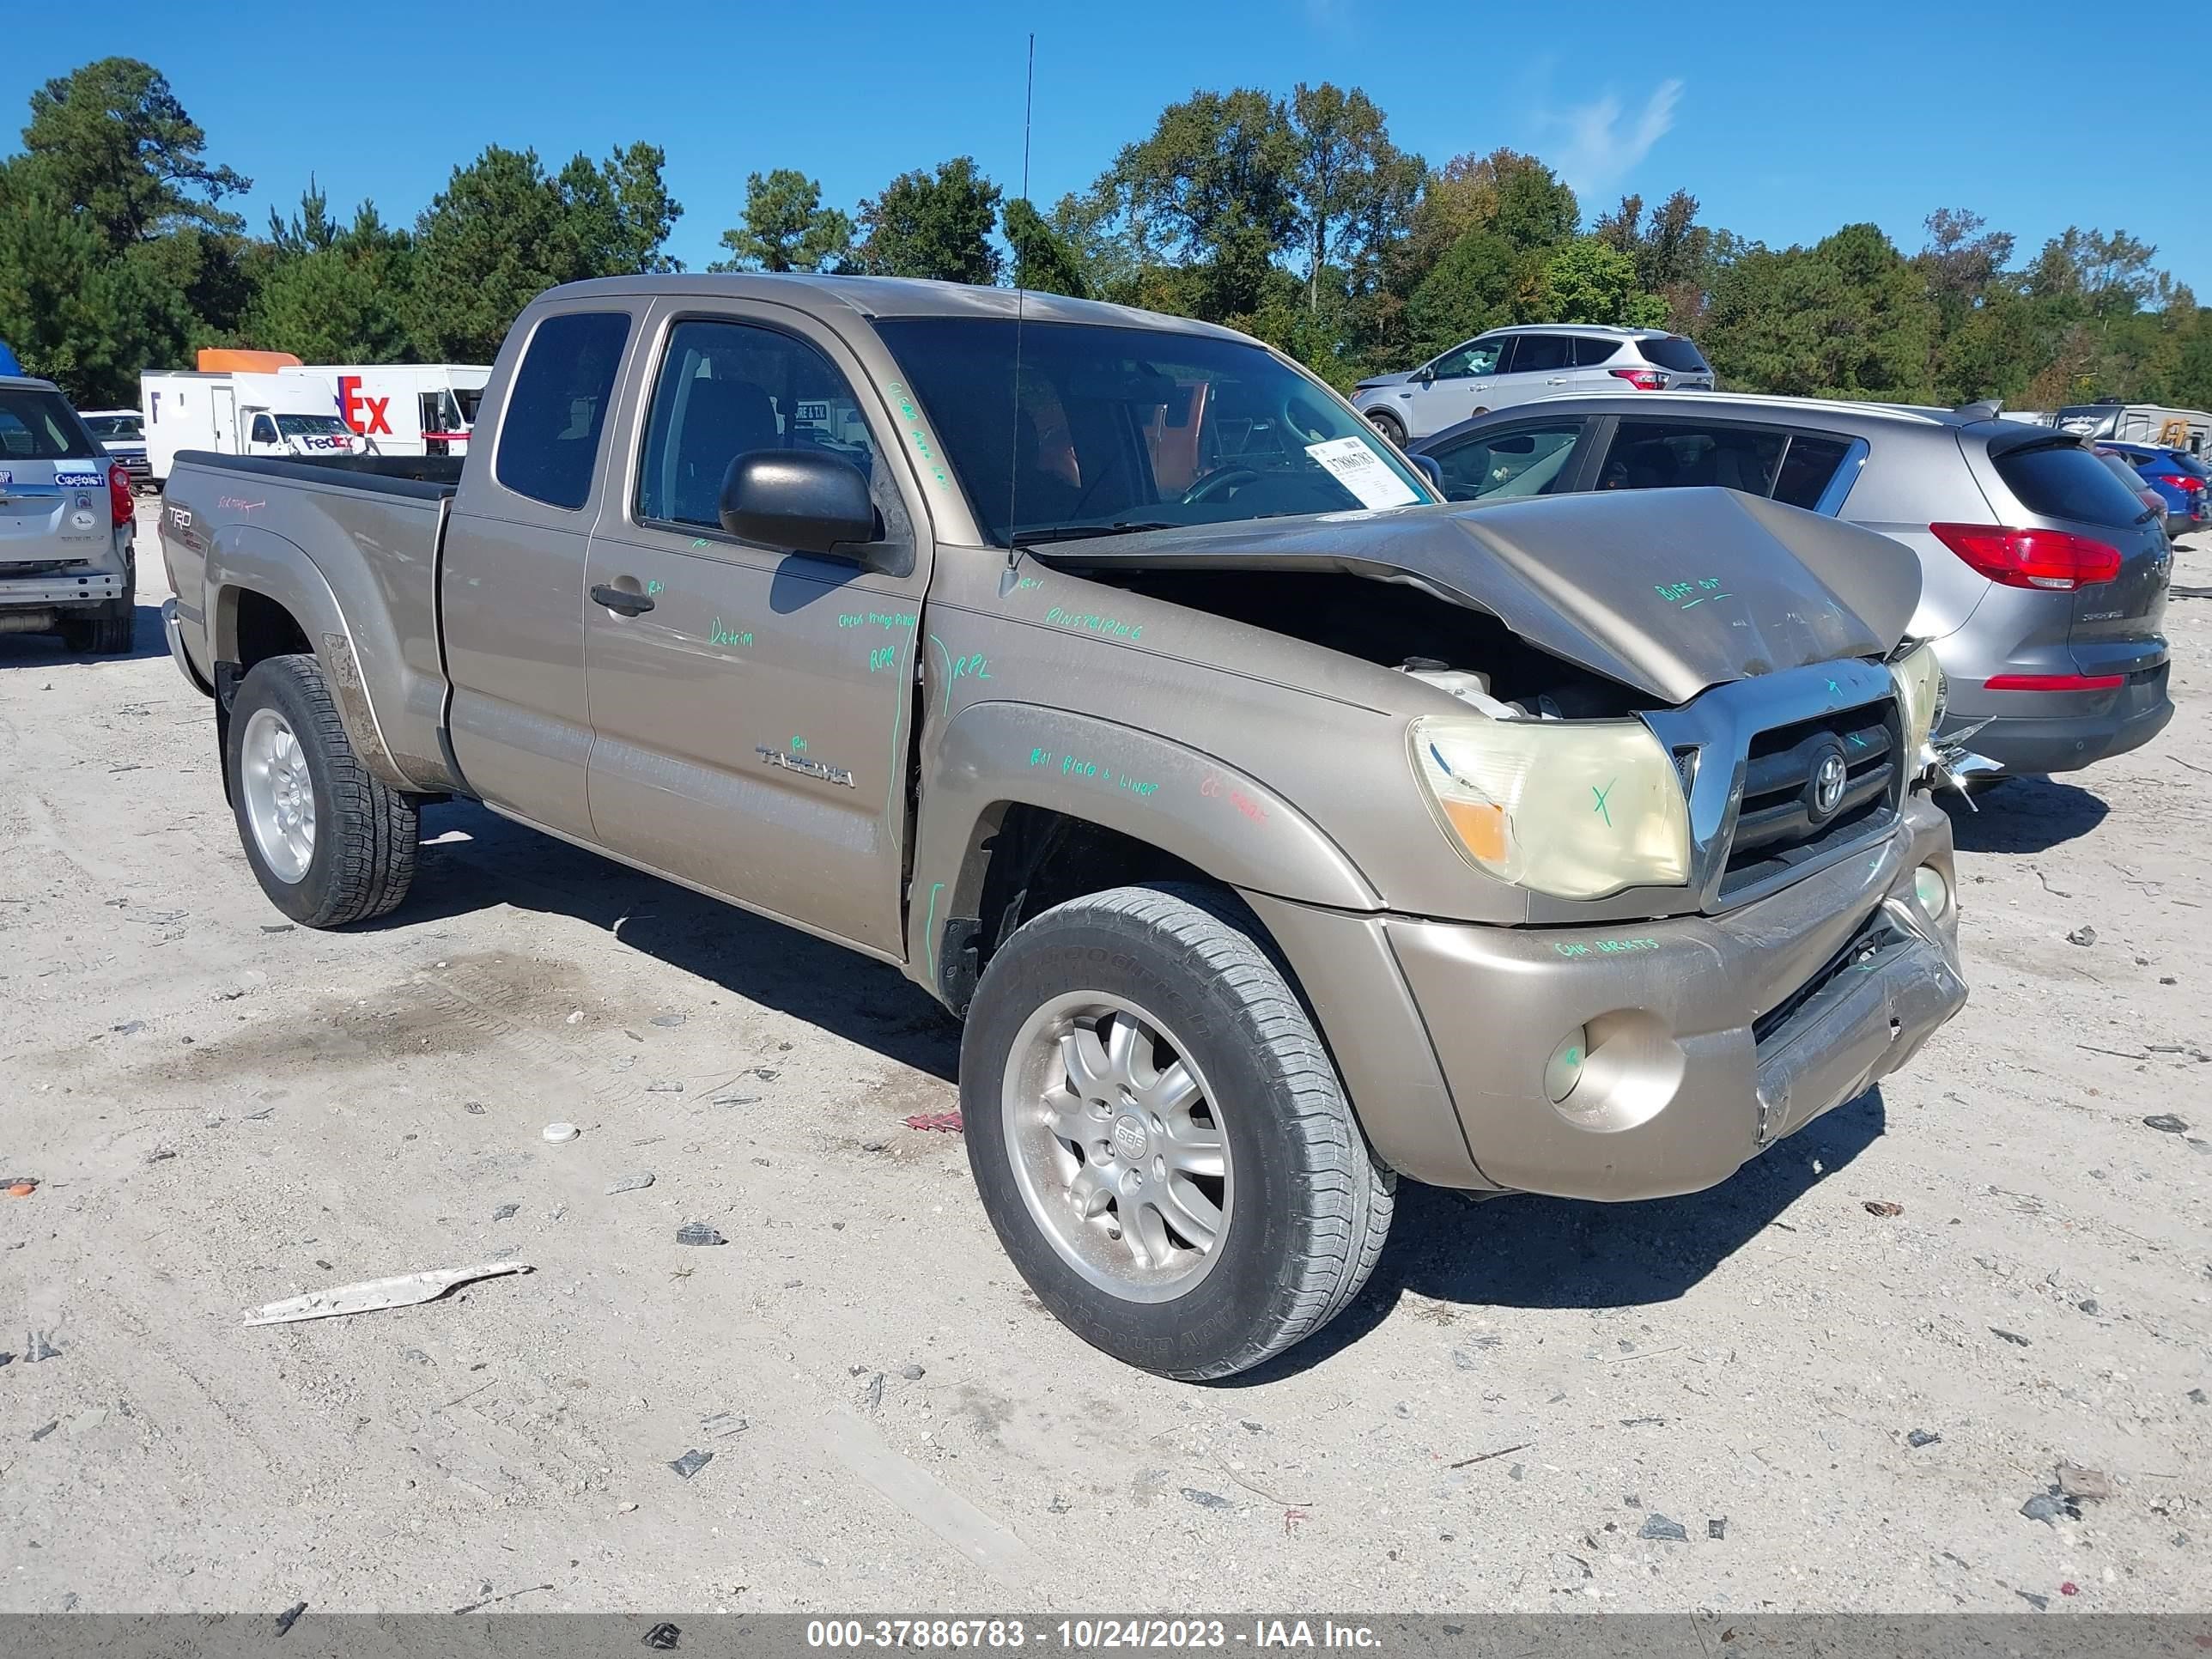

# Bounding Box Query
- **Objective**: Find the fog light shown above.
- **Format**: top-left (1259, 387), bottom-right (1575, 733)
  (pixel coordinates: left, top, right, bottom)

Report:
top-left (1544, 1027), bottom-right (1589, 1104)
top-left (1913, 864), bottom-right (1949, 919)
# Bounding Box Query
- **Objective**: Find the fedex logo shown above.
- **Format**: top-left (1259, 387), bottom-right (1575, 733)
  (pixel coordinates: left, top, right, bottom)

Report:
top-left (337, 374), bottom-right (392, 437)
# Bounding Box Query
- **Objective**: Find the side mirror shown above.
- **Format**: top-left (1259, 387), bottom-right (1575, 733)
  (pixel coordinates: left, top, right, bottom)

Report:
top-left (719, 450), bottom-right (879, 562)
top-left (1415, 365), bottom-right (1436, 385)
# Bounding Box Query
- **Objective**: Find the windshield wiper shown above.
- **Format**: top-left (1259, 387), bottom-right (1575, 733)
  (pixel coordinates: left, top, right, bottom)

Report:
top-left (1012, 521), bottom-right (1176, 548)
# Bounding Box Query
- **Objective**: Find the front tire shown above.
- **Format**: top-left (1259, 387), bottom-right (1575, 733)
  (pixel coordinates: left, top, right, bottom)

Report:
top-left (1366, 410), bottom-right (1407, 447)
top-left (225, 653), bottom-right (417, 927)
top-left (961, 884), bottom-right (1394, 1380)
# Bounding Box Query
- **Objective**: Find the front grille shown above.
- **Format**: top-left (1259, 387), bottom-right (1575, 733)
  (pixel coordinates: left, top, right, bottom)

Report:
top-left (1717, 700), bottom-right (1899, 900)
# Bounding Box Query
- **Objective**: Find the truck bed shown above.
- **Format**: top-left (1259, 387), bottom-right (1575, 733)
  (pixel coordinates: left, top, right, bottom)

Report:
top-left (172, 450), bottom-right (463, 498)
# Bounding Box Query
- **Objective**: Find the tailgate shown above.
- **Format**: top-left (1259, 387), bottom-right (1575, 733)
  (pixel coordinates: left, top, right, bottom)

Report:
top-left (2071, 514), bottom-right (2170, 678)
top-left (0, 460), bottom-right (110, 567)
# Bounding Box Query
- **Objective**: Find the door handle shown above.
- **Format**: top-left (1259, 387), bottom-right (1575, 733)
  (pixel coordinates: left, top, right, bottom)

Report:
top-left (592, 583), bottom-right (654, 617)
top-left (1546, 377), bottom-right (1569, 386)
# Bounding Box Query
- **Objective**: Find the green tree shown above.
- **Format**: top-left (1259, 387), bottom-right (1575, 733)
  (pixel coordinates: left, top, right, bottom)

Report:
top-left (1284, 82), bottom-right (1419, 314)
top-left (1110, 88), bottom-right (1297, 318)
top-left (1003, 198), bottom-right (1088, 297)
top-left (1701, 223), bottom-right (1937, 401)
top-left (410, 143), bottom-right (682, 360)
top-left (852, 156), bottom-right (1001, 284)
top-left (1403, 229), bottom-right (1517, 358)
top-left (711, 168), bottom-right (851, 272)
top-left (1540, 237), bottom-right (1668, 326)
top-left (19, 57), bottom-right (249, 249)
top-left (0, 166), bottom-right (185, 401)
top-left (246, 191), bottom-right (416, 362)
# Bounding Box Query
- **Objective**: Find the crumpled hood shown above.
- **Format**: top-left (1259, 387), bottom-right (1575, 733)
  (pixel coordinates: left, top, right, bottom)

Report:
top-left (1030, 487), bottom-right (1923, 706)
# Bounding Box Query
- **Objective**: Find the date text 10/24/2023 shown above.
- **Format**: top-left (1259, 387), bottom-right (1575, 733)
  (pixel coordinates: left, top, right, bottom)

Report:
top-left (805, 1619), bottom-right (1380, 1650)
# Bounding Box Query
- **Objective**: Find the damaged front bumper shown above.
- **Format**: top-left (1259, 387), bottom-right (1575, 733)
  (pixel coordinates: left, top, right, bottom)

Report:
top-left (1255, 794), bottom-right (1965, 1200)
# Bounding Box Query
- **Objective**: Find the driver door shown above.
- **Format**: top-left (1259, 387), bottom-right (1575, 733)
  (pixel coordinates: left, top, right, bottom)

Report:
top-left (1407, 338), bottom-right (1504, 439)
top-left (581, 299), bottom-right (932, 957)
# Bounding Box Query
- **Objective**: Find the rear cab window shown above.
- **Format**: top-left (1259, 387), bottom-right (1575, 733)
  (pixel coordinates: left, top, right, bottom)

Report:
top-left (0, 387), bottom-right (100, 461)
top-left (1993, 441), bottom-right (2151, 529)
top-left (495, 312), bottom-right (634, 511)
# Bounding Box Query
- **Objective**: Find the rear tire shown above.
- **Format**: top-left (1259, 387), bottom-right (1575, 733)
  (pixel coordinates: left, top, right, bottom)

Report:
top-left (61, 576), bottom-right (136, 655)
top-left (225, 653), bottom-right (417, 927)
top-left (960, 883), bottom-right (1394, 1380)
top-left (1366, 410), bottom-right (1407, 447)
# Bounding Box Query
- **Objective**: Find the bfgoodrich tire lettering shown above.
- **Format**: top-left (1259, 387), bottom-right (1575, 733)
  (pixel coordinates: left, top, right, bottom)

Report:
top-left (224, 653), bottom-right (417, 928)
top-left (961, 884), bottom-right (1394, 1379)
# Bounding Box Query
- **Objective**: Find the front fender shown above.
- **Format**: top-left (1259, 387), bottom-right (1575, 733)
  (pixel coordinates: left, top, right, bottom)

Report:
top-left (208, 525), bottom-right (417, 793)
top-left (905, 701), bottom-right (1381, 999)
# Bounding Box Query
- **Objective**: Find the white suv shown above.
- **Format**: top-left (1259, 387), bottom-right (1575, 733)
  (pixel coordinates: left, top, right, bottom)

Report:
top-left (1353, 325), bottom-right (1714, 444)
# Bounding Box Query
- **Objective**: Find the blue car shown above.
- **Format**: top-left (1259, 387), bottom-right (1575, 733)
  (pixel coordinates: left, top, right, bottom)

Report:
top-left (2097, 440), bottom-right (2208, 538)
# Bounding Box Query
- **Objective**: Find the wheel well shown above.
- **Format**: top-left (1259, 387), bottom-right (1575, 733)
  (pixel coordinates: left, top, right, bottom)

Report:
top-left (938, 804), bottom-right (1207, 1012)
top-left (232, 588), bottom-right (312, 672)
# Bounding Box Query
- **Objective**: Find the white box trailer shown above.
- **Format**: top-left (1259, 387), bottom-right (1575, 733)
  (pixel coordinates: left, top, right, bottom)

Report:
top-left (140, 369), bottom-right (368, 485)
top-left (2054, 402), bottom-right (2212, 455)
top-left (281, 363), bottom-right (491, 457)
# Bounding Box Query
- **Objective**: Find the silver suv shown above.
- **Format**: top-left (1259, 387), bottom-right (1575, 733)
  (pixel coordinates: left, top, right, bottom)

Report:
top-left (0, 374), bottom-right (137, 654)
top-left (1411, 392), bottom-right (2174, 779)
top-left (1354, 325), bottom-right (1714, 444)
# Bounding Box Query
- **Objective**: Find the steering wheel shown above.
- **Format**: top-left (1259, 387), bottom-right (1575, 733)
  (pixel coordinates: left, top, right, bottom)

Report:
top-left (1182, 467), bottom-right (1260, 505)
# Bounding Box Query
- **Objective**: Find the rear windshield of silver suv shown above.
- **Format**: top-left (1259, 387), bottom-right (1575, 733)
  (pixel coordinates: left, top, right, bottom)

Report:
top-left (0, 387), bottom-right (100, 460)
top-left (1638, 337), bottom-right (1711, 373)
top-left (1995, 441), bottom-right (2154, 529)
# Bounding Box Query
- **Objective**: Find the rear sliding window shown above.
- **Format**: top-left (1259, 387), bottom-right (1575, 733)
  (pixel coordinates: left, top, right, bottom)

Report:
top-left (1637, 337), bottom-right (1710, 373)
top-left (1994, 441), bottom-right (2151, 529)
top-left (495, 311), bottom-right (632, 511)
top-left (0, 388), bottom-right (98, 459)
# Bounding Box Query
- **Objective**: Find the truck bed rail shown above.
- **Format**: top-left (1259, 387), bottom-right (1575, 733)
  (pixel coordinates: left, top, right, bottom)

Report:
top-left (173, 451), bottom-right (462, 499)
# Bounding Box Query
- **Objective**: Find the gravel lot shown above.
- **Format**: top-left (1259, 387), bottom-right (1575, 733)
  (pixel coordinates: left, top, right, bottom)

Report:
top-left (2, 505), bottom-right (2207, 1614)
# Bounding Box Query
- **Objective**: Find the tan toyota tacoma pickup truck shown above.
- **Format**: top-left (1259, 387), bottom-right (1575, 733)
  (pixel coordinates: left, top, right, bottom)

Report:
top-left (159, 276), bottom-right (1967, 1378)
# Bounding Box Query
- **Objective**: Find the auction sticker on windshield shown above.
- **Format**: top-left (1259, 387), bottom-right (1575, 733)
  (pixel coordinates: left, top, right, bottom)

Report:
top-left (1304, 436), bottom-right (1420, 510)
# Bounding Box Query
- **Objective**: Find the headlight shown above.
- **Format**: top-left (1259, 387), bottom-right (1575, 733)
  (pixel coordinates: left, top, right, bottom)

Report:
top-left (1889, 643), bottom-right (1947, 766)
top-left (1410, 715), bottom-right (1692, 900)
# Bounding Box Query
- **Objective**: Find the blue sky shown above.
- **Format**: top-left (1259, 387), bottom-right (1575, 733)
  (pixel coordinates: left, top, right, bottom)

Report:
top-left (9, 0), bottom-right (2209, 289)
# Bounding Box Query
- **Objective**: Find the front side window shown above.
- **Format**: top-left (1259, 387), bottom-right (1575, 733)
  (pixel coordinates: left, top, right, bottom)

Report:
top-left (636, 318), bottom-right (880, 530)
top-left (875, 316), bottom-right (1433, 547)
top-left (1428, 421), bottom-right (1585, 502)
top-left (0, 388), bottom-right (97, 459)
top-left (1599, 420), bottom-right (1786, 495)
top-left (495, 310), bottom-right (632, 511)
top-left (1431, 339), bottom-right (1504, 380)
top-left (251, 415), bottom-right (279, 444)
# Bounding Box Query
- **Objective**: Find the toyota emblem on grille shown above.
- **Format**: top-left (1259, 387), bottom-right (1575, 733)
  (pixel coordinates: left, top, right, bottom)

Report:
top-left (1808, 745), bottom-right (1850, 821)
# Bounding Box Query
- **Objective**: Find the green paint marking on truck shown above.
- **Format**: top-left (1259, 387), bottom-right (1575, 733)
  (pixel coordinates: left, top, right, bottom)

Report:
top-left (924, 880), bottom-right (945, 987)
top-left (884, 381), bottom-right (953, 492)
top-left (929, 635), bottom-right (955, 718)
top-left (709, 621), bottom-right (753, 647)
top-left (646, 580), bottom-right (664, 596)
top-left (1043, 605), bottom-right (1144, 641)
top-left (1591, 777), bottom-right (1615, 826)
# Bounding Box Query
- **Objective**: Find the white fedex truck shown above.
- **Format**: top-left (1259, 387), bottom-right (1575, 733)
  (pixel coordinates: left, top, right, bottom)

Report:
top-left (140, 370), bottom-right (368, 486)
top-left (282, 364), bottom-right (492, 456)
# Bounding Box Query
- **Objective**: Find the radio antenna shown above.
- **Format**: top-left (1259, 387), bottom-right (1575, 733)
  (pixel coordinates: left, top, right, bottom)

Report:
top-left (1002, 32), bottom-right (1035, 580)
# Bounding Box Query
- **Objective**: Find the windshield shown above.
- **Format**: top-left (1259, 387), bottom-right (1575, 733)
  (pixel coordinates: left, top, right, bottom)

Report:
top-left (275, 413), bottom-right (351, 438)
top-left (872, 317), bottom-right (1435, 547)
top-left (456, 387), bottom-right (484, 426)
top-left (84, 414), bottom-right (143, 441)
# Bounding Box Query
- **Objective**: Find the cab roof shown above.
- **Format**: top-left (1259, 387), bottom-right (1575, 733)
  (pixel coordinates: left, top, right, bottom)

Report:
top-left (543, 273), bottom-right (1253, 342)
